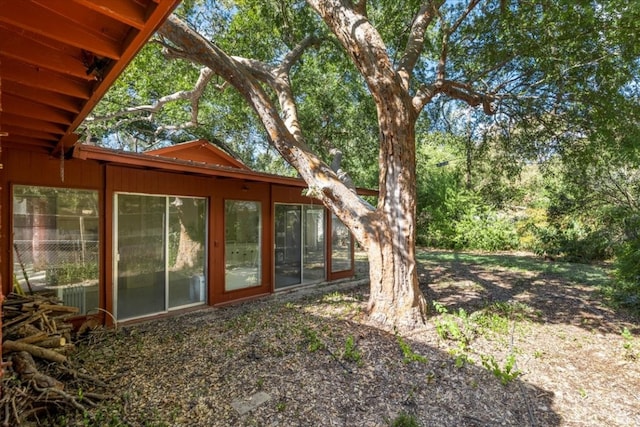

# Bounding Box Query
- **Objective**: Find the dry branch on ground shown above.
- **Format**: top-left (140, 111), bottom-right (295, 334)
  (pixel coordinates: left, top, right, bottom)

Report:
top-left (1, 293), bottom-right (111, 426)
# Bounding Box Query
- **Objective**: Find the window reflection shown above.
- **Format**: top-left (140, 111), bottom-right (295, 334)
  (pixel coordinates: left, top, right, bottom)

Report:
top-left (225, 200), bottom-right (262, 290)
top-left (12, 185), bottom-right (99, 315)
top-left (331, 214), bottom-right (352, 272)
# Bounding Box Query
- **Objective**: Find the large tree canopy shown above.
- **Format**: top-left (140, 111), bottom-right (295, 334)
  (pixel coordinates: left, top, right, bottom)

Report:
top-left (83, 0), bottom-right (640, 329)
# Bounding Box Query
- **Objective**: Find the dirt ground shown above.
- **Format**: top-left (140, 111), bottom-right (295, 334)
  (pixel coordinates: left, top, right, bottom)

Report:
top-left (60, 250), bottom-right (640, 426)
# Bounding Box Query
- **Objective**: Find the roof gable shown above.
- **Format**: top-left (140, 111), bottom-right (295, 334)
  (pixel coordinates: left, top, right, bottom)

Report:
top-left (146, 139), bottom-right (249, 169)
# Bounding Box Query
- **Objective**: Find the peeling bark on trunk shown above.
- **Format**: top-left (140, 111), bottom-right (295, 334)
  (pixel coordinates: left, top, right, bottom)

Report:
top-left (367, 237), bottom-right (427, 330)
top-left (364, 98), bottom-right (427, 330)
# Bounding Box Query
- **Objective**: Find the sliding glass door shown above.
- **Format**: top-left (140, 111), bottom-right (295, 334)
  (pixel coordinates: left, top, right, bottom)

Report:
top-left (275, 204), bottom-right (325, 288)
top-left (115, 194), bottom-right (207, 320)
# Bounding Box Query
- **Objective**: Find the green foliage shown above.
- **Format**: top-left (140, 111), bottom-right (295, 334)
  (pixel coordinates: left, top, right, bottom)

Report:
top-left (433, 300), bottom-right (531, 376)
top-left (389, 412), bottom-right (420, 427)
top-left (481, 354), bottom-right (521, 386)
top-left (473, 302), bottom-right (532, 336)
top-left (415, 134), bottom-right (519, 251)
top-left (302, 327), bottom-right (325, 352)
top-left (395, 330), bottom-right (427, 364)
top-left (46, 263), bottom-right (98, 286)
top-left (342, 335), bottom-right (362, 364)
top-left (432, 302), bottom-right (476, 347)
top-left (621, 327), bottom-right (637, 360)
top-left (451, 211), bottom-right (519, 252)
top-left (613, 237), bottom-right (640, 312)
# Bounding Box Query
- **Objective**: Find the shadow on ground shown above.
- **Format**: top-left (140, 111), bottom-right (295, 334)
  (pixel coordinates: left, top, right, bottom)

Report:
top-left (415, 249), bottom-right (638, 335)
top-left (72, 291), bottom-right (561, 427)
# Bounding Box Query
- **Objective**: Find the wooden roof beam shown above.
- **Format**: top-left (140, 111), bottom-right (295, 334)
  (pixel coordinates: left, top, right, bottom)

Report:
top-left (51, 133), bottom-right (80, 158)
top-left (2, 94), bottom-right (74, 125)
top-left (3, 81), bottom-right (82, 114)
top-left (1, 135), bottom-right (59, 150)
top-left (0, 57), bottom-right (91, 99)
top-left (0, 113), bottom-right (68, 135)
top-left (0, 125), bottom-right (61, 142)
top-left (0, 32), bottom-right (96, 80)
top-left (64, 0), bottom-right (182, 137)
top-left (0, 0), bottom-right (122, 60)
top-left (71, 0), bottom-right (147, 30)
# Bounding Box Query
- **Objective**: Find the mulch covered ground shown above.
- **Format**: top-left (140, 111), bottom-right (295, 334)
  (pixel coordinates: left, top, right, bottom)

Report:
top-left (9, 251), bottom-right (640, 426)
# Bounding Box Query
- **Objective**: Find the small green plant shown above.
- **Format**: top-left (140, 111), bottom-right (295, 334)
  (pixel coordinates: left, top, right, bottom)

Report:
top-left (621, 327), bottom-right (636, 360)
top-left (432, 301), bottom-right (448, 314)
top-left (395, 330), bottom-right (427, 364)
top-left (276, 401), bottom-right (286, 412)
top-left (390, 411), bottom-right (420, 427)
top-left (449, 344), bottom-right (473, 368)
top-left (481, 354), bottom-right (521, 385)
top-left (432, 302), bottom-right (475, 346)
top-left (342, 335), bottom-right (362, 364)
top-left (302, 327), bottom-right (325, 352)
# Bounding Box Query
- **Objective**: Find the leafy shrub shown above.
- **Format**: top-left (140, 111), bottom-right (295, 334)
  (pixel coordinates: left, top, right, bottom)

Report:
top-left (612, 239), bottom-right (640, 311)
top-left (451, 211), bottom-right (519, 251)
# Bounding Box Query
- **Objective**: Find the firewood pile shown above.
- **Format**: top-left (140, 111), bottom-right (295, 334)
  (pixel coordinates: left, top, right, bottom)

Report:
top-left (1, 292), bottom-right (110, 425)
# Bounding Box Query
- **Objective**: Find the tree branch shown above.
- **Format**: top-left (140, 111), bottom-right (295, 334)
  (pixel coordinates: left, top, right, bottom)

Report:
top-left (157, 15), bottom-right (373, 239)
top-left (281, 35), bottom-right (322, 74)
top-left (86, 66), bottom-right (217, 135)
top-left (308, 0), bottom-right (398, 95)
top-left (414, 79), bottom-right (495, 114)
top-left (397, 2), bottom-right (442, 90)
top-left (232, 35), bottom-right (323, 148)
top-left (449, 0), bottom-right (481, 36)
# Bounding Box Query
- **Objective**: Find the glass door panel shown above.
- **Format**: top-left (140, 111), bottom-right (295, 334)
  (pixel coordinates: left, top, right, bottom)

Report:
top-left (275, 204), bottom-right (302, 288)
top-left (116, 194), bottom-right (166, 320)
top-left (168, 197), bottom-right (207, 308)
top-left (302, 206), bottom-right (325, 284)
top-left (225, 200), bottom-right (262, 291)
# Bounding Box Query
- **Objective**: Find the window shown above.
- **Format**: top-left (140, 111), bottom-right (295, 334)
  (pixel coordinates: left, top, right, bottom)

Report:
top-left (225, 200), bottom-right (262, 291)
top-left (331, 214), bottom-right (352, 272)
top-left (13, 186), bottom-right (99, 315)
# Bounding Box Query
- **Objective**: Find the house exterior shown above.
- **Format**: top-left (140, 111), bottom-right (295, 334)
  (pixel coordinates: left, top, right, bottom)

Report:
top-left (2, 139), bottom-right (359, 323)
top-left (0, 0), bottom-right (370, 330)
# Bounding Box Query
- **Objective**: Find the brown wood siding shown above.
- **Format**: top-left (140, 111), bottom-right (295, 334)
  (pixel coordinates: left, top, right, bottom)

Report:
top-left (272, 184), bottom-right (321, 205)
top-left (4, 148), bottom-right (101, 188)
top-left (106, 165), bottom-right (213, 197)
top-left (0, 147), bottom-right (354, 317)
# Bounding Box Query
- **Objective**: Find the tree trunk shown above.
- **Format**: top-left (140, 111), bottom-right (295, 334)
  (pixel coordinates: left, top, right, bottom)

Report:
top-left (363, 96), bottom-right (427, 330)
top-left (366, 229), bottom-right (427, 330)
